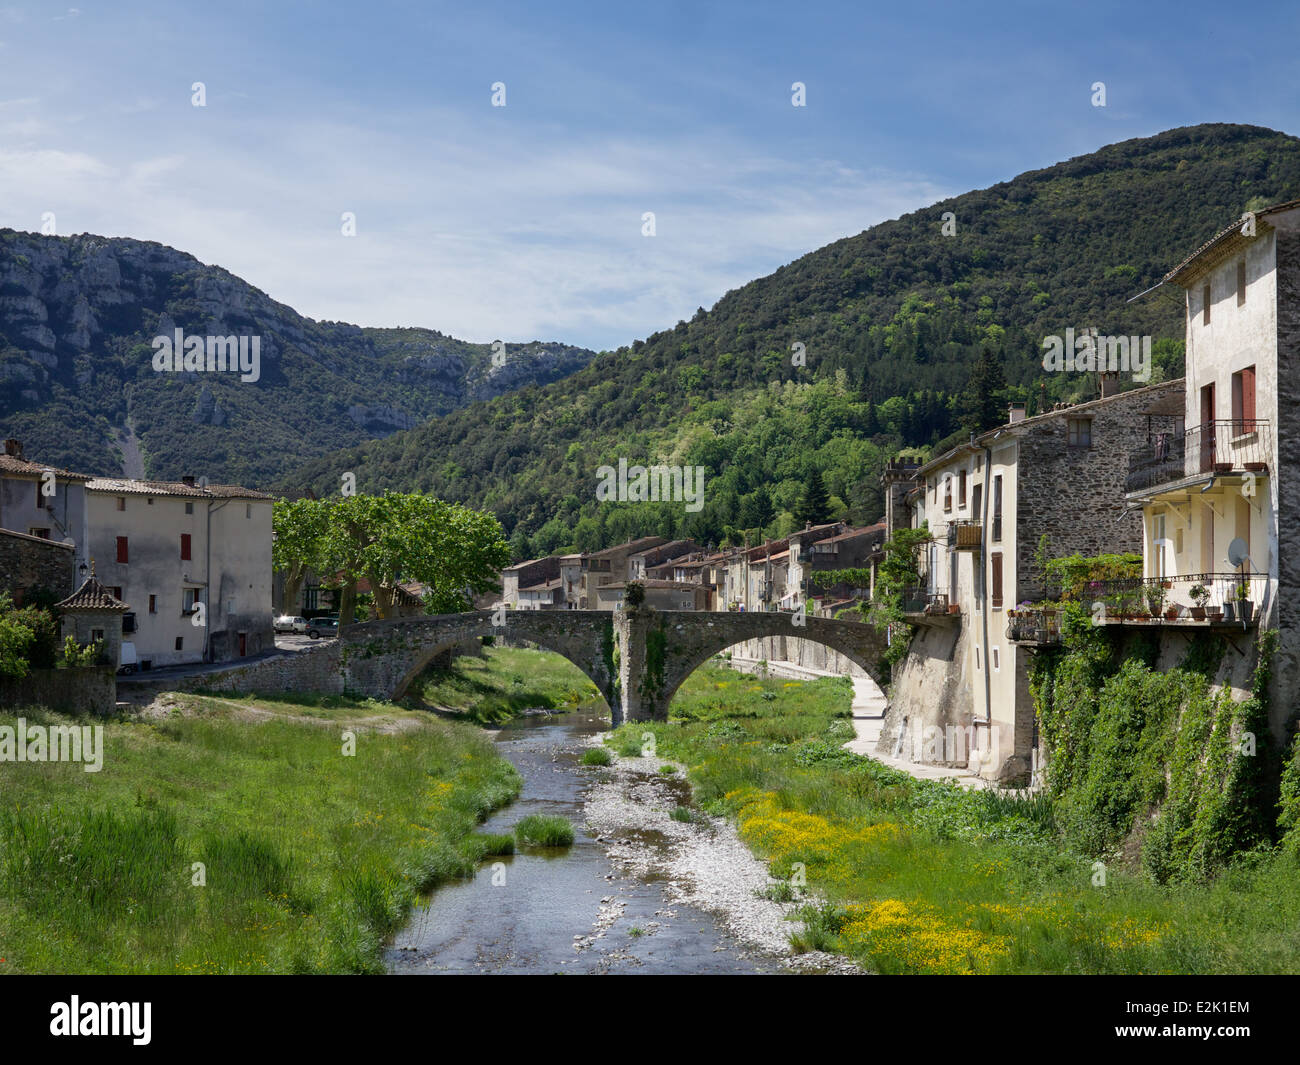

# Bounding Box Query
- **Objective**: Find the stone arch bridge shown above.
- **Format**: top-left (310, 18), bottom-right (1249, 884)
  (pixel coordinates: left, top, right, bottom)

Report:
top-left (339, 608), bottom-right (889, 724)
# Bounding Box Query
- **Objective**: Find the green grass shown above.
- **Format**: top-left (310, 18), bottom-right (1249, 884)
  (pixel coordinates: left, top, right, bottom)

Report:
top-left (416, 646), bottom-right (601, 725)
top-left (513, 814), bottom-right (575, 848)
top-left (608, 662), bottom-right (1300, 975)
top-left (0, 697), bottom-right (520, 974)
top-left (580, 747), bottom-right (613, 767)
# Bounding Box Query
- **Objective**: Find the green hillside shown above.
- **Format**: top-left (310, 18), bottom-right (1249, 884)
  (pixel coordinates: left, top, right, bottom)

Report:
top-left (291, 124), bottom-right (1300, 557)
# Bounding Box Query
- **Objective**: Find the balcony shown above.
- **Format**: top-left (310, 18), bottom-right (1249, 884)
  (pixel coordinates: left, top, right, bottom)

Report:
top-left (902, 588), bottom-right (959, 625)
top-left (1006, 608), bottom-right (1063, 646)
top-left (1127, 421), bottom-right (1270, 497)
top-left (947, 520), bottom-right (983, 551)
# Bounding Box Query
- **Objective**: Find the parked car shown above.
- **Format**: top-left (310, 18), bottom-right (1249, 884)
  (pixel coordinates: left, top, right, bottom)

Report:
top-left (307, 617), bottom-right (339, 639)
top-left (274, 615), bottom-right (309, 634)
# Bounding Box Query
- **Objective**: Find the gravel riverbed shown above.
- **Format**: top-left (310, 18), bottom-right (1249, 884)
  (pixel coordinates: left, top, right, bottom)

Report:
top-left (581, 739), bottom-right (866, 975)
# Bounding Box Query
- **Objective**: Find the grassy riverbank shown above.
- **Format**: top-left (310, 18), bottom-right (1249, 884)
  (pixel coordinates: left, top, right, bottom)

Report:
top-left (607, 664), bottom-right (1300, 975)
top-left (0, 694), bottom-right (520, 974)
top-left (417, 645), bottom-right (600, 724)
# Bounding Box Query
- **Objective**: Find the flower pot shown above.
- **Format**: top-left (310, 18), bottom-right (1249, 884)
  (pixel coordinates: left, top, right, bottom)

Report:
top-left (948, 604), bottom-right (960, 615)
top-left (1164, 607), bottom-right (1179, 621)
top-left (1190, 606), bottom-right (1206, 621)
top-left (1238, 601), bottom-right (1254, 623)
top-left (1206, 607), bottom-right (1223, 622)
top-left (1223, 602), bottom-right (1237, 622)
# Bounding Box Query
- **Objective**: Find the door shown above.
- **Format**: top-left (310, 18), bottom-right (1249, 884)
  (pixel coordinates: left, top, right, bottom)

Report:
top-left (238, 632), bottom-right (247, 657)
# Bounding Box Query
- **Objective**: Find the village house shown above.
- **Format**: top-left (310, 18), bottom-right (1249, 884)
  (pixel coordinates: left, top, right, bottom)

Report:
top-left (85, 475), bottom-right (274, 669)
top-left (0, 438), bottom-right (90, 569)
top-left (1121, 199), bottom-right (1300, 739)
top-left (880, 378), bottom-right (1184, 785)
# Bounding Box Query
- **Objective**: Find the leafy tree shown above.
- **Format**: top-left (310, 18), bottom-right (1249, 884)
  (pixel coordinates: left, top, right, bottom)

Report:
top-left (0, 594), bottom-right (36, 678)
top-left (272, 497), bottom-right (331, 611)
top-left (314, 493), bottom-right (510, 624)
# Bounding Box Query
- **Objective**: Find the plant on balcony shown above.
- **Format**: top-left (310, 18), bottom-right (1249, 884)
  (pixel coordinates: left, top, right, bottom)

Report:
top-left (1189, 584), bottom-right (1210, 621)
top-left (1237, 582), bottom-right (1254, 623)
top-left (1145, 585), bottom-right (1166, 618)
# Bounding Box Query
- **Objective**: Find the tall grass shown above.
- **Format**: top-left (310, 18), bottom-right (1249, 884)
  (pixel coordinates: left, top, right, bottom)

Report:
top-left (416, 646), bottom-right (601, 724)
top-left (0, 698), bottom-right (520, 974)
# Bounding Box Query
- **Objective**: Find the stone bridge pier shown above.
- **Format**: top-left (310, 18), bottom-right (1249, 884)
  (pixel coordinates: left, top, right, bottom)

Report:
top-left (337, 607), bottom-right (889, 725)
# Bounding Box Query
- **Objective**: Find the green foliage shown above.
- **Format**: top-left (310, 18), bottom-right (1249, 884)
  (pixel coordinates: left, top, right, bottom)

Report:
top-left (580, 747), bottom-right (612, 767)
top-left (61, 635), bottom-right (102, 668)
top-left (1045, 552), bottom-right (1143, 599)
top-left (868, 524), bottom-right (933, 628)
top-left (273, 492), bottom-right (509, 623)
top-left (0, 593), bottom-right (36, 678)
top-left (1033, 622), bottom-right (1280, 883)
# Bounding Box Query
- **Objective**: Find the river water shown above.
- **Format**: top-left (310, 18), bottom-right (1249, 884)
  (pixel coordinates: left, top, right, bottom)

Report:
top-left (385, 705), bottom-right (782, 974)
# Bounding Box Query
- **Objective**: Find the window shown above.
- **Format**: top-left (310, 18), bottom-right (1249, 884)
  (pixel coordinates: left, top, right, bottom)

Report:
top-left (958, 469), bottom-right (967, 508)
top-left (991, 551), bottom-right (1004, 610)
top-left (992, 475), bottom-right (1003, 543)
top-left (35, 484), bottom-right (47, 509)
top-left (174, 637), bottom-right (184, 651)
top-left (28, 527), bottom-right (50, 539)
top-left (185, 501), bottom-right (194, 515)
top-left (992, 647), bottom-right (1000, 672)
top-left (91, 628), bottom-right (104, 643)
top-left (1237, 260), bottom-right (1247, 306)
top-left (116, 497), bottom-right (126, 512)
top-left (148, 594), bottom-right (157, 614)
top-left (147, 497), bottom-right (154, 505)
top-left (180, 533), bottom-right (192, 561)
top-left (182, 588), bottom-right (200, 614)
top-left (975, 645), bottom-right (982, 670)
top-left (1202, 283), bottom-right (1211, 325)
top-left (123, 613), bottom-right (136, 633)
top-left (112, 587), bottom-right (123, 600)
top-left (1232, 365), bottom-right (1256, 432)
top-left (971, 484), bottom-right (982, 524)
top-left (1067, 418), bottom-right (1092, 448)
top-left (246, 504), bottom-right (252, 519)
top-left (1154, 514), bottom-right (1167, 580)
top-left (115, 536), bottom-right (129, 564)
top-left (943, 476), bottom-right (952, 512)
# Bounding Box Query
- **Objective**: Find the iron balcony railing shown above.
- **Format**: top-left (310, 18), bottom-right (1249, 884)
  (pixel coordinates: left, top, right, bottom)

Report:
top-left (901, 588), bottom-right (952, 616)
top-left (1126, 420), bottom-right (1270, 495)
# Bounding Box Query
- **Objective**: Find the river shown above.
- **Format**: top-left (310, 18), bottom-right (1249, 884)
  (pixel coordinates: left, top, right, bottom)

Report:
top-left (385, 704), bottom-right (786, 974)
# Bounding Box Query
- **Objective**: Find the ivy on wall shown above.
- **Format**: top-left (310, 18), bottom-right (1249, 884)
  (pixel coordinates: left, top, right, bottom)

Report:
top-left (1031, 611), bottom-right (1280, 883)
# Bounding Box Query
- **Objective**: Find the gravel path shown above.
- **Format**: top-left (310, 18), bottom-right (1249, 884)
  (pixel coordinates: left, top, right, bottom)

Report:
top-left (582, 740), bottom-right (866, 975)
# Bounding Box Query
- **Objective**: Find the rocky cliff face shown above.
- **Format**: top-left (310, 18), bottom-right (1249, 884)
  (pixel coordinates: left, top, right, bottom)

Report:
top-left (0, 230), bottom-right (595, 486)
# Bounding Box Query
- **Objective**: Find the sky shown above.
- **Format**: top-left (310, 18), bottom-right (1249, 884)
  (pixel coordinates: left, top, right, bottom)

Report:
top-left (1, 0), bottom-right (1298, 351)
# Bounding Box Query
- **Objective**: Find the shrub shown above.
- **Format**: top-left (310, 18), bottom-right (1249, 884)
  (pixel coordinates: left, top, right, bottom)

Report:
top-left (580, 747), bottom-right (612, 767)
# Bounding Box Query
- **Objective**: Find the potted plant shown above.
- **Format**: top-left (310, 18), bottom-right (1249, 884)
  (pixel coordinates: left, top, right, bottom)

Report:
top-left (1145, 585), bottom-right (1165, 620)
top-left (1237, 583), bottom-right (1254, 623)
top-left (1207, 604), bottom-right (1224, 622)
top-left (1189, 584), bottom-right (1210, 621)
top-left (1164, 603), bottom-right (1180, 621)
top-left (1222, 588), bottom-right (1237, 622)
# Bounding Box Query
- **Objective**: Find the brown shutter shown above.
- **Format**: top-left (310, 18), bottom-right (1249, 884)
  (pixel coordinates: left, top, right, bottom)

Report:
top-left (1242, 365), bottom-right (1256, 427)
top-left (116, 536), bottom-right (128, 564)
top-left (991, 552), bottom-right (1003, 609)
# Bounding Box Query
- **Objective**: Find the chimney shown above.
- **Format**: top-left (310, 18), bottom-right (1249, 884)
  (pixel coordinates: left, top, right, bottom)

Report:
top-left (181, 475), bottom-right (196, 486)
top-left (1008, 402), bottom-right (1027, 424)
top-left (3, 438), bottom-right (22, 458)
top-left (1099, 371), bottom-right (1121, 398)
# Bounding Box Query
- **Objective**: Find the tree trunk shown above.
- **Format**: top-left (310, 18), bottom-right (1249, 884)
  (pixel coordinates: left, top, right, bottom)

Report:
top-left (281, 564), bottom-right (305, 616)
top-left (337, 581), bottom-right (358, 626)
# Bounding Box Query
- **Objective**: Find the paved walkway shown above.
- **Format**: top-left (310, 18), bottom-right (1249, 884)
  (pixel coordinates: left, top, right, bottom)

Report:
top-left (728, 655), bottom-right (990, 791)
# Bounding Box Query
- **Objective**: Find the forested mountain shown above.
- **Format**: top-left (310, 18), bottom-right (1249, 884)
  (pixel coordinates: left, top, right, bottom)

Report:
top-left (0, 232), bottom-right (595, 485)
top-left (288, 124), bottom-right (1300, 558)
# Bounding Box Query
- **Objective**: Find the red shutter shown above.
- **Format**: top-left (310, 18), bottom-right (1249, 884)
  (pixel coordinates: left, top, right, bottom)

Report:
top-left (181, 533), bottom-right (192, 561)
top-left (1242, 366), bottom-right (1256, 427)
top-left (116, 536), bottom-right (128, 564)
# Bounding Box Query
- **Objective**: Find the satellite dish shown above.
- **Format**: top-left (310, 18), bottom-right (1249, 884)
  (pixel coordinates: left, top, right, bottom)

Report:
top-left (1227, 538), bottom-right (1251, 568)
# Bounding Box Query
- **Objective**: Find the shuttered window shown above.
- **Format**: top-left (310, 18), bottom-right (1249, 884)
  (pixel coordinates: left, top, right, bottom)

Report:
top-left (991, 552), bottom-right (1004, 610)
top-left (1232, 366), bottom-right (1256, 431)
top-left (181, 533), bottom-right (192, 561)
top-left (116, 536), bottom-right (128, 564)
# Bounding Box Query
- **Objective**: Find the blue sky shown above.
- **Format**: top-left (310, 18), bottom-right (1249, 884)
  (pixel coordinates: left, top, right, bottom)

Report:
top-left (1, 0), bottom-right (1297, 350)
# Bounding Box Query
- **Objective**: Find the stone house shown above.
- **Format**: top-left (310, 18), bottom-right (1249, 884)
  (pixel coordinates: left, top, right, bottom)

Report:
top-left (882, 378), bottom-right (1184, 785)
top-left (0, 438), bottom-right (90, 570)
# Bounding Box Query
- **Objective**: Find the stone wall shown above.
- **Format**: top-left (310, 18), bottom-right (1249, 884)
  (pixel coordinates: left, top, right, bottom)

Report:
top-left (728, 635), bottom-right (870, 678)
top-left (0, 666), bottom-right (116, 715)
top-left (121, 643), bottom-right (344, 698)
top-left (1013, 382), bottom-right (1183, 594)
top-left (1273, 224), bottom-right (1300, 741)
top-left (0, 528), bottom-right (74, 605)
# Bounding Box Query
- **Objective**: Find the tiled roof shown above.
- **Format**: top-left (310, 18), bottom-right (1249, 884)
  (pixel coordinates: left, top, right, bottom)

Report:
top-left (56, 574), bottom-right (129, 612)
top-left (86, 477), bottom-right (272, 500)
top-left (1162, 198), bottom-right (1300, 285)
top-left (0, 454), bottom-right (92, 482)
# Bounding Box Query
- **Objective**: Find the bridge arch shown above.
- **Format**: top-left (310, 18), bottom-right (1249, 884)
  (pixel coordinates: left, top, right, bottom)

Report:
top-left (618, 610), bottom-right (890, 722)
